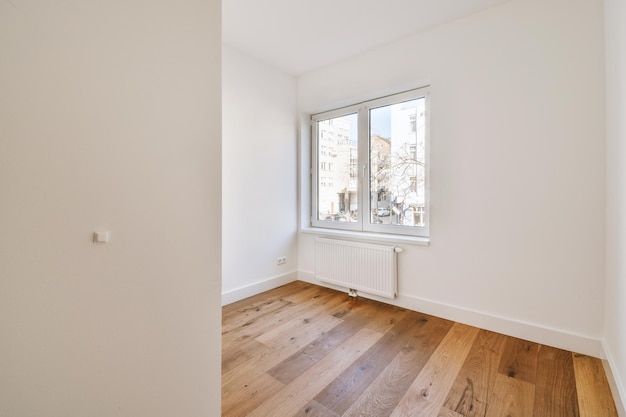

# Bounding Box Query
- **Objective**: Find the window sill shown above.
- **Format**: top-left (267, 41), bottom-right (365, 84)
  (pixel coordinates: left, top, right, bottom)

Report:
top-left (301, 227), bottom-right (430, 246)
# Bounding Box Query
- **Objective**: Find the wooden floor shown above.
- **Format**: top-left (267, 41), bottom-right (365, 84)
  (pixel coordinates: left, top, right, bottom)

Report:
top-left (222, 281), bottom-right (618, 417)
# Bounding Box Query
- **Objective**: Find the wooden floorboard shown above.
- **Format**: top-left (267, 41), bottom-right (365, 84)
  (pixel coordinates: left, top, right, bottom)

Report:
top-left (484, 373), bottom-right (535, 417)
top-left (441, 329), bottom-right (507, 417)
top-left (316, 311), bottom-right (452, 416)
top-left (533, 345), bottom-right (580, 417)
top-left (340, 313), bottom-right (453, 417)
top-left (246, 327), bottom-right (383, 417)
top-left (293, 400), bottom-right (340, 417)
top-left (389, 323), bottom-right (480, 417)
top-left (222, 282), bottom-right (618, 417)
top-left (267, 311), bottom-right (369, 384)
top-left (497, 336), bottom-right (539, 384)
top-left (573, 353), bottom-right (619, 417)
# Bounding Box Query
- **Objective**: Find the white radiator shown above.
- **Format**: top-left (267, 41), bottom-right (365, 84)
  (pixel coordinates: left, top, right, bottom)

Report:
top-left (314, 237), bottom-right (399, 299)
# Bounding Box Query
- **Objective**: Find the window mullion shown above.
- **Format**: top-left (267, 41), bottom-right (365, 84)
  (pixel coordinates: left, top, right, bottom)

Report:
top-left (357, 106), bottom-right (370, 231)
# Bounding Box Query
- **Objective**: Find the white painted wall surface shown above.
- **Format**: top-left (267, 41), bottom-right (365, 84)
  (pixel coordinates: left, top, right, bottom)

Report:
top-left (605, 0), bottom-right (626, 413)
top-left (222, 46), bottom-right (298, 304)
top-left (298, 0), bottom-right (606, 356)
top-left (0, 1), bottom-right (222, 416)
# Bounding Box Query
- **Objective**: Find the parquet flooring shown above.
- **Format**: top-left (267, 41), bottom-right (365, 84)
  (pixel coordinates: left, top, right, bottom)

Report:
top-left (222, 281), bottom-right (618, 417)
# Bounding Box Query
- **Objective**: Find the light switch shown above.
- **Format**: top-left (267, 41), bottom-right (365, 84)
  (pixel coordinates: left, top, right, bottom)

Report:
top-left (93, 231), bottom-right (110, 243)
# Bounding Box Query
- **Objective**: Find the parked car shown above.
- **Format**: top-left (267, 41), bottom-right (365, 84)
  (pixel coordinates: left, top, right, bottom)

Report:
top-left (377, 207), bottom-right (391, 216)
top-left (325, 212), bottom-right (350, 222)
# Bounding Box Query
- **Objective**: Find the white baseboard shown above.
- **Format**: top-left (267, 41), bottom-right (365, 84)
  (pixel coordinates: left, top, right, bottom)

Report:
top-left (602, 340), bottom-right (626, 417)
top-left (298, 270), bottom-right (604, 358)
top-left (222, 271), bottom-right (298, 306)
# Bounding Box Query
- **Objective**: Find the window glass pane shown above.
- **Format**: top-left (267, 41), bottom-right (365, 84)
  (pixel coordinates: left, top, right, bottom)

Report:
top-left (317, 113), bottom-right (358, 223)
top-left (370, 98), bottom-right (426, 227)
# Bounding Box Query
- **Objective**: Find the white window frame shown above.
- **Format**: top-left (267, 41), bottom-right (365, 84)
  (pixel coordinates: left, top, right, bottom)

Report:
top-left (311, 87), bottom-right (430, 238)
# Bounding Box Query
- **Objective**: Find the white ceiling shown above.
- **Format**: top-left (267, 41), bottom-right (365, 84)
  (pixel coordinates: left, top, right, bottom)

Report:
top-left (223, 0), bottom-right (512, 75)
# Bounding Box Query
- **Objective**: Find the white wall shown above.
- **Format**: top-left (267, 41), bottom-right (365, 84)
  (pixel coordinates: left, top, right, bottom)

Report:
top-left (222, 46), bottom-right (298, 304)
top-left (0, 1), bottom-right (222, 416)
top-left (298, 0), bottom-right (606, 356)
top-left (605, 0), bottom-right (626, 413)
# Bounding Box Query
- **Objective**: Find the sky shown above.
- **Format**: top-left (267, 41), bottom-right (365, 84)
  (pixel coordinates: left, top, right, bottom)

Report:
top-left (370, 105), bottom-right (391, 138)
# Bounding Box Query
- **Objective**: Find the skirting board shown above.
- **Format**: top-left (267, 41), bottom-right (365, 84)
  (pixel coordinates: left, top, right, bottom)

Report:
top-left (298, 270), bottom-right (604, 358)
top-left (603, 341), bottom-right (626, 417)
top-left (222, 271), bottom-right (298, 306)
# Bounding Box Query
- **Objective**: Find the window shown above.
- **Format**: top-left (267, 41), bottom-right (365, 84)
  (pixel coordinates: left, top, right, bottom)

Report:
top-left (311, 87), bottom-right (430, 237)
top-left (409, 114), bottom-right (417, 133)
